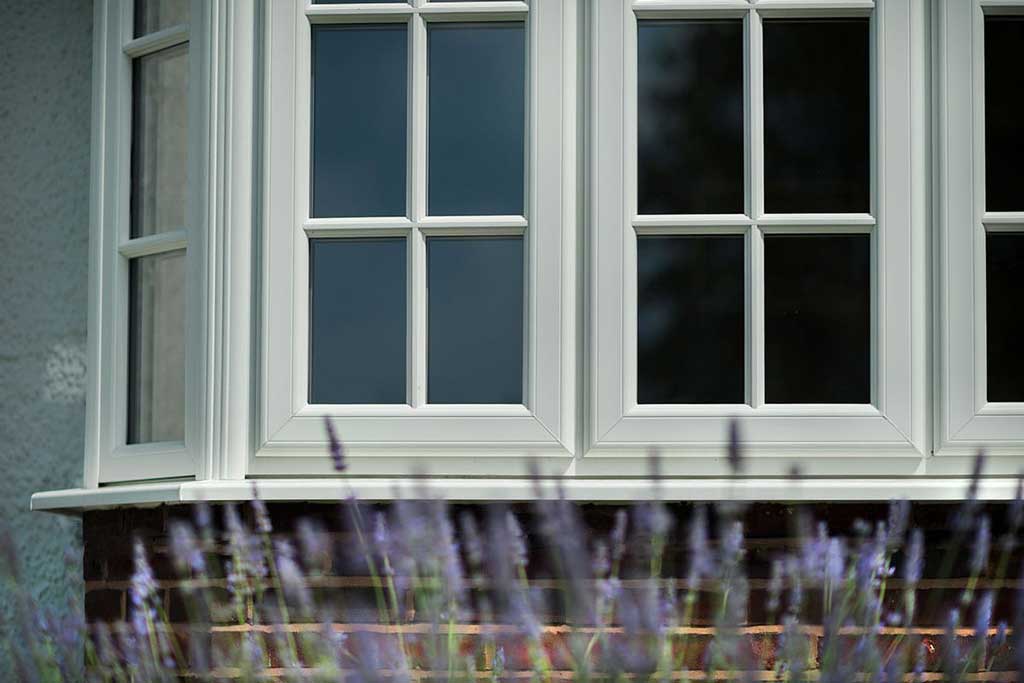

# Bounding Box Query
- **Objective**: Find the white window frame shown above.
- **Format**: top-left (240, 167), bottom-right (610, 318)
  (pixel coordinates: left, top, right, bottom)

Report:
top-left (935, 0), bottom-right (1024, 464)
top-left (257, 0), bottom-right (578, 476)
top-left (88, 0), bottom-right (211, 484)
top-left (586, 0), bottom-right (929, 477)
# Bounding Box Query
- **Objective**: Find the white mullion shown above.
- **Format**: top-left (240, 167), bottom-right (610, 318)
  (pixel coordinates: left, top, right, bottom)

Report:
top-left (748, 7), bottom-right (765, 409)
top-left (410, 12), bottom-right (428, 408)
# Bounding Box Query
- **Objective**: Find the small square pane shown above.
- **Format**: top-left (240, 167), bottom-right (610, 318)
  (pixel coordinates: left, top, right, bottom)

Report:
top-left (131, 44), bottom-right (189, 239)
top-left (984, 16), bottom-right (1024, 212)
top-left (128, 250), bottom-right (186, 444)
top-left (986, 233), bottom-right (1024, 401)
top-left (427, 238), bottom-right (523, 404)
top-left (763, 19), bottom-right (870, 214)
top-left (310, 239), bottom-right (407, 405)
top-left (312, 25), bottom-right (407, 218)
top-left (638, 20), bottom-right (744, 215)
top-left (134, 0), bottom-right (189, 37)
top-left (637, 236), bottom-right (745, 404)
top-left (428, 23), bottom-right (525, 216)
top-left (765, 234), bottom-right (871, 404)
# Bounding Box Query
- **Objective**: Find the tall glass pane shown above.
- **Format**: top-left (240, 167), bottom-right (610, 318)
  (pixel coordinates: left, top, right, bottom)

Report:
top-left (765, 234), bottom-right (871, 404)
top-left (763, 19), bottom-right (869, 214)
top-left (310, 239), bottom-right (408, 404)
top-left (427, 237), bottom-right (523, 404)
top-left (984, 16), bottom-right (1024, 212)
top-left (134, 0), bottom-right (189, 37)
top-left (131, 44), bottom-right (189, 238)
top-left (428, 23), bottom-right (525, 216)
top-left (312, 25), bottom-right (407, 218)
top-left (987, 233), bottom-right (1024, 401)
top-left (637, 236), bottom-right (745, 404)
top-left (128, 250), bottom-right (186, 444)
top-left (638, 20), bottom-right (744, 215)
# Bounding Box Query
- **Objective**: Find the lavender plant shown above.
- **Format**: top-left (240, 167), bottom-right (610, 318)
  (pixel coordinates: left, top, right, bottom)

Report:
top-left (2, 420), bottom-right (1023, 682)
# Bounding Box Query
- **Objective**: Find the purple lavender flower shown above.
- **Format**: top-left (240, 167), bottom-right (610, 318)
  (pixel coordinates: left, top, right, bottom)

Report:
top-left (168, 520), bottom-right (205, 578)
top-left (726, 418), bottom-right (743, 474)
top-left (129, 537), bottom-right (158, 612)
top-left (687, 505), bottom-right (711, 591)
top-left (275, 538), bottom-right (313, 615)
top-left (971, 514), bottom-right (991, 576)
top-left (506, 510), bottom-right (528, 570)
top-left (250, 482), bottom-right (272, 534)
top-left (887, 498), bottom-right (910, 548)
top-left (296, 517), bottom-right (330, 575)
top-left (975, 591), bottom-right (993, 641)
top-left (905, 528), bottom-right (924, 587)
top-left (767, 558), bottom-right (784, 615)
top-left (325, 416), bottom-right (347, 472)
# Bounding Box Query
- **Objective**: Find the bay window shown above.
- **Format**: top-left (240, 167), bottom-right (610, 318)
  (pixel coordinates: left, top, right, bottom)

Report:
top-left (33, 0), bottom-right (1024, 511)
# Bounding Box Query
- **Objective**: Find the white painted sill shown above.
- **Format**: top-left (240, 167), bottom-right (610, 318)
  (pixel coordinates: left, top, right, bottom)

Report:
top-left (30, 476), bottom-right (1022, 514)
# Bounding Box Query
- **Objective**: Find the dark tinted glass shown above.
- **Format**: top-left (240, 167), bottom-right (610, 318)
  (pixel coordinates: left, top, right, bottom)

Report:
top-left (637, 21), bottom-right (744, 215)
top-left (637, 236), bottom-right (745, 404)
top-left (427, 238), bottom-right (523, 404)
top-left (128, 250), bottom-right (185, 444)
top-left (428, 24), bottom-right (525, 216)
top-left (763, 19), bottom-right (869, 213)
top-left (765, 234), bottom-right (870, 403)
top-left (987, 233), bottom-right (1024, 401)
top-left (985, 16), bottom-right (1024, 212)
top-left (134, 0), bottom-right (188, 37)
top-left (312, 25), bottom-right (407, 218)
top-left (310, 239), bottom-right (407, 404)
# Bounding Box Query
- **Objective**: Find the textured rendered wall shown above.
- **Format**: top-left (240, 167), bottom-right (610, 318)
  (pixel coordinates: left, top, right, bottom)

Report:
top-left (0, 0), bottom-right (93, 647)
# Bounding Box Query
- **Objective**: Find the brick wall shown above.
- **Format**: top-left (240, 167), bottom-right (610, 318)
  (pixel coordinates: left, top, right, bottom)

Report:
top-left (83, 501), bottom-right (1021, 679)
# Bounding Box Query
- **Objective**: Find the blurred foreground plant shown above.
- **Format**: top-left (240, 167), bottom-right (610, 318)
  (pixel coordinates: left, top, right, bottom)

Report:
top-left (3, 420), bottom-right (1023, 682)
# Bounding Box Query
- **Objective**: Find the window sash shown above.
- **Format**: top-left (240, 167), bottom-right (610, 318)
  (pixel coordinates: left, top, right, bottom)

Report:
top-left (588, 0), bottom-right (928, 472)
top-left (89, 0), bottom-right (208, 483)
top-left (935, 0), bottom-right (1024, 459)
top-left (259, 0), bottom-right (576, 475)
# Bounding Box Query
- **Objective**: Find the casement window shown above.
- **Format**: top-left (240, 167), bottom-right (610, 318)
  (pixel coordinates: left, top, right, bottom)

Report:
top-left (259, 0), bottom-right (577, 476)
top-left (40, 0), bottom-right (1024, 511)
top-left (90, 0), bottom-right (208, 482)
top-left (935, 1), bottom-right (1024, 466)
top-left (588, 0), bottom-right (928, 475)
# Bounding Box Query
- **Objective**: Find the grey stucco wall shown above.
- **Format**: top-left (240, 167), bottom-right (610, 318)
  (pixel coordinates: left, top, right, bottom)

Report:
top-left (0, 0), bottom-right (93, 643)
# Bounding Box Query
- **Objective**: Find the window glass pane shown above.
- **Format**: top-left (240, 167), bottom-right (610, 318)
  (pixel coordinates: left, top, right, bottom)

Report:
top-left (765, 234), bottom-right (870, 404)
top-left (428, 23), bottom-right (525, 216)
top-left (312, 25), bottom-right (407, 218)
top-left (134, 0), bottom-right (189, 37)
top-left (310, 239), bottom-right (407, 404)
top-left (986, 233), bottom-right (1024, 401)
top-left (128, 250), bottom-right (185, 444)
top-left (984, 16), bottom-right (1024, 212)
top-left (763, 19), bottom-right (869, 214)
top-left (637, 20), bottom-right (744, 215)
top-left (131, 44), bottom-right (189, 239)
top-left (428, 237), bottom-right (523, 404)
top-left (637, 236), bottom-right (745, 404)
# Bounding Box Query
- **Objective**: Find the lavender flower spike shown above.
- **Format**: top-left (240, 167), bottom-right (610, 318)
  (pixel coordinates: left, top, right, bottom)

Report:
top-left (325, 415), bottom-right (347, 472)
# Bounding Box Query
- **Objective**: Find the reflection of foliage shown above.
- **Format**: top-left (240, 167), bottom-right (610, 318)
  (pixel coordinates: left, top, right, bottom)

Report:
top-left (638, 20), bottom-right (745, 214)
top-left (637, 236), bottom-right (745, 404)
top-left (3, 426), bottom-right (1023, 681)
top-left (763, 19), bottom-right (870, 213)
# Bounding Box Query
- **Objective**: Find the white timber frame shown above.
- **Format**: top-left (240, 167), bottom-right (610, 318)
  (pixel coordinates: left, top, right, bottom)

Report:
top-left (257, 0), bottom-right (578, 476)
top-left (89, 0), bottom-right (206, 483)
top-left (934, 0), bottom-right (1024, 465)
top-left (36, 0), bottom-right (1024, 512)
top-left (87, 0), bottom-right (258, 485)
top-left (587, 0), bottom-right (932, 477)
